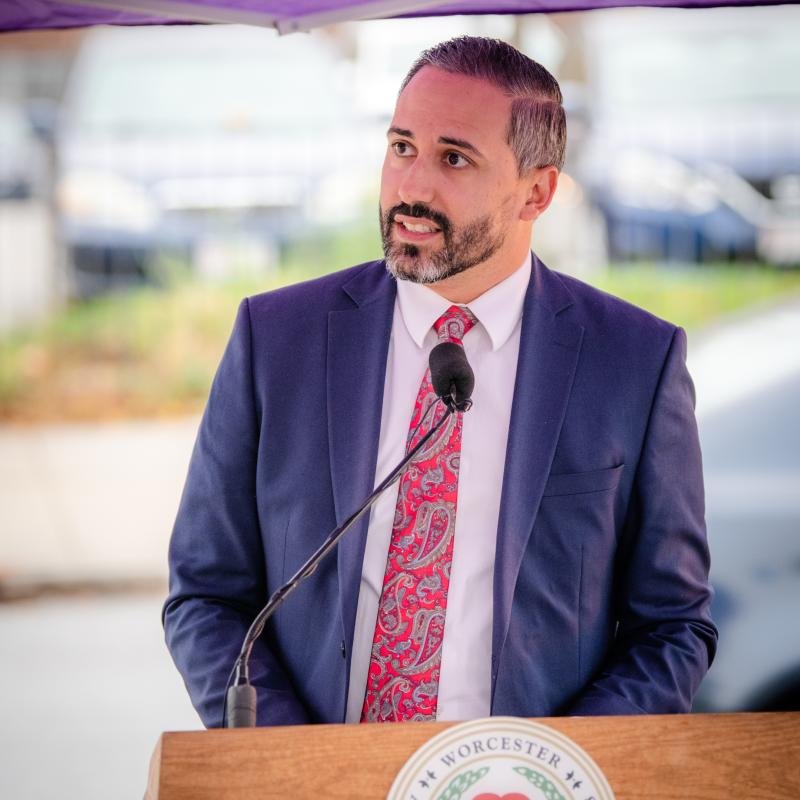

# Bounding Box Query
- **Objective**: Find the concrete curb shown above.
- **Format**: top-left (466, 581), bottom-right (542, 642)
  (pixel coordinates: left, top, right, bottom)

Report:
top-left (0, 416), bottom-right (199, 593)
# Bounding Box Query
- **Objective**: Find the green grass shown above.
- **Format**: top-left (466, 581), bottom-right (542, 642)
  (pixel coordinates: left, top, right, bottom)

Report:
top-left (593, 262), bottom-right (800, 330)
top-left (2, 236), bottom-right (800, 423)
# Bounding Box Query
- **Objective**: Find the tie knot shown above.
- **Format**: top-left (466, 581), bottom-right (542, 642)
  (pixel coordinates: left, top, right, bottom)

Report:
top-left (433, 305), bottom-right (477, 344)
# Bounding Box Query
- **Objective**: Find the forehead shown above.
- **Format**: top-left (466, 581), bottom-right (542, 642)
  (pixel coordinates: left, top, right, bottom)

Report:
top-left (393, 66), bottom-right (513, 152)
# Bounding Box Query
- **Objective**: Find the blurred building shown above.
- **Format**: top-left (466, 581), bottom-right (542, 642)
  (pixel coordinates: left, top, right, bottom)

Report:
top-left (53, 25), bottom-right (373, 297)
top-left (0, 30), bottom-right (82, 330)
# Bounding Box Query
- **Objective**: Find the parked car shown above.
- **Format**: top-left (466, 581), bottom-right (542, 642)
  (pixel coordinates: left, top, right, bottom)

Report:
top-left (55, 25), bottom-right (368, 295)
top-left (575, 6), bottom-right (800, 264)
top-left (689, 318), bottom-right (800, 713)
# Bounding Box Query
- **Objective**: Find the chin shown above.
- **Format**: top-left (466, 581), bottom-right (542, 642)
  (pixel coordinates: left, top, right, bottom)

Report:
top-left (385, 249), bottom-right (449, 285)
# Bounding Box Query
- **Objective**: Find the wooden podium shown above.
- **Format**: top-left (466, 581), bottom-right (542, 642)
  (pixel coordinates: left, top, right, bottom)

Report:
top-left (146, 712), bottom-right (800, 799)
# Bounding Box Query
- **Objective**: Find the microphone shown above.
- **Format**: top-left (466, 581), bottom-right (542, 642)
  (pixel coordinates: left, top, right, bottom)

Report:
top-left (429, 341), bottom-right (475, 410)
top-left (224, 342), bottom-right (475, 727)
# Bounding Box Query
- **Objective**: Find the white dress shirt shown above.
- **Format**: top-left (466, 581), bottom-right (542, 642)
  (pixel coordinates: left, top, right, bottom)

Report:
top-left (345, 253), bottom-right (531, 723)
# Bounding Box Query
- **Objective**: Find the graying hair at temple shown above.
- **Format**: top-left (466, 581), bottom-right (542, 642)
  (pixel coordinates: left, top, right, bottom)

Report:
top-left (400, 36), bottom-right (567, 174)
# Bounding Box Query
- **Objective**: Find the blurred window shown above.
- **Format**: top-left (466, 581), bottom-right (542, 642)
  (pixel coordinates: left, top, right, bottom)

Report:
top-left (68, 35), bottom-right (344, 136)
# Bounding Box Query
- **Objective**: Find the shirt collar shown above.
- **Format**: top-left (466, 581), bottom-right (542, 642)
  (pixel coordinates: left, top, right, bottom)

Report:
top-left (396, 251), bottom-right (531, 352)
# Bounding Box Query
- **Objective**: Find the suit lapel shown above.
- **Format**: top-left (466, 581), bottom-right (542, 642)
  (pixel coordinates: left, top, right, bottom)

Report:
top-left (327, 264), bottom-right (396, 681)
top-left (491, 255), bottom-right (584, 700)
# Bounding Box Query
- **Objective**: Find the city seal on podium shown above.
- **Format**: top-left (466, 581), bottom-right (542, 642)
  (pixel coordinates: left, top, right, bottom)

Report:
top-left (387, 717), bottom-right (615, 800)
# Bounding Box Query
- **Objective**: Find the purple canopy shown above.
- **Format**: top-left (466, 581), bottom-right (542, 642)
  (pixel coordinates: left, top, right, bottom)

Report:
top-left (1, 0), bottom-right (794, 34)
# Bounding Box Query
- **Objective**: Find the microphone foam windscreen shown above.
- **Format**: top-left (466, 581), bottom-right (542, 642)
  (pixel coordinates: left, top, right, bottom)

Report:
top-left (429, 341), bottom-right (475, 404)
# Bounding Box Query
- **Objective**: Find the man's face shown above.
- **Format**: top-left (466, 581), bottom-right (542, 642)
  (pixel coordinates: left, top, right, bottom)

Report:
top-left (380, 66), bottom-right (527, 286)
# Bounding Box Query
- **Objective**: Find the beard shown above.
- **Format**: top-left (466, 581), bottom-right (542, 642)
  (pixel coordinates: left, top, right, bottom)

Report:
top-left (381, 202), bottom-right (507, 285)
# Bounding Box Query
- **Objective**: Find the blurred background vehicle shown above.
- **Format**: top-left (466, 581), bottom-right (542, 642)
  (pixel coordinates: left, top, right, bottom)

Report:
top-left (576, 7), bottom-right (800, 265)
top-left (690, 304), bottom-right (800, 713)
top-left (54, 25), bottom-right (368, 296)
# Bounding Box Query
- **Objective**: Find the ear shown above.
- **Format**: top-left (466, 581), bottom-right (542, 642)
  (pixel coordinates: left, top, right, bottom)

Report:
top-left (519, 166), bottom-right (559, 222)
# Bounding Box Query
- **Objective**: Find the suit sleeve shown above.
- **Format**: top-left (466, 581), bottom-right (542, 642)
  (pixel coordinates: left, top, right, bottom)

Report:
top-left (163, 298), bottom-right (310, 727)
top-left (567, 326), bottom-right (718, 715)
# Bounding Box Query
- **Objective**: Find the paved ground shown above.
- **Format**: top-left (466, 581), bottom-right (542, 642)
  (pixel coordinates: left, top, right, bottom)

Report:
top-left (0, 416), bottom-right (199, 593)
top-left (0, 418), bottom-right (201, 799)
top-left (0, 593), bottom-right (201, 800)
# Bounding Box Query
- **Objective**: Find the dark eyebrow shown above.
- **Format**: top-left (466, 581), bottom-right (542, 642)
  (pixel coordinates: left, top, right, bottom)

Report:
top-left (387, 126), bottom-right (413, 138)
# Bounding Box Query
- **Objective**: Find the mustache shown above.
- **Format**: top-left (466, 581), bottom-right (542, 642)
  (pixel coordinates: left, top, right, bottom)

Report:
top-left (385, 203), bottom-right (451, 234)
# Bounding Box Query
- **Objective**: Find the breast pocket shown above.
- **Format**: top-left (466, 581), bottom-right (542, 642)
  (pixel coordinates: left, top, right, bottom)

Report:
top-left (541, 464), bottom-right (625, 497)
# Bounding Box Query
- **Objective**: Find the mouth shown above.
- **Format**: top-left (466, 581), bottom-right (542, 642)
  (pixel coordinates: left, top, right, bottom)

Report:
top-left (393, 213), bottom-right (442, 242)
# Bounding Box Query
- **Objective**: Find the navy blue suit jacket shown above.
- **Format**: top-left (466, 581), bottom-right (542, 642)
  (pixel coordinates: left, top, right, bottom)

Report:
top-left (164, 255), bottom-right (717, 727)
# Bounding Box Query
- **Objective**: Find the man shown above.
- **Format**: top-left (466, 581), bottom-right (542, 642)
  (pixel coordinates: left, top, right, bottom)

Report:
top-left (164, 36), bottom-right (716, 727)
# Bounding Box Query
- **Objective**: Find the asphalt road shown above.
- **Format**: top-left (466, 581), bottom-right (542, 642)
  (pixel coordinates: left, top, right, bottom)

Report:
top-left (0, 593), bottom-right (201, 800)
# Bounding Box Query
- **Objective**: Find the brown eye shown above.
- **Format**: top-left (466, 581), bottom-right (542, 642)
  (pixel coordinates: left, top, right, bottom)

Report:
top-left (445, 152), bottom-right (469, 168)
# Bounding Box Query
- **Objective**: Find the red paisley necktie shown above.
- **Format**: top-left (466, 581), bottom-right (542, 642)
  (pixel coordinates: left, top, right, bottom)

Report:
top-left (361, 305), bottom-right (477, 722)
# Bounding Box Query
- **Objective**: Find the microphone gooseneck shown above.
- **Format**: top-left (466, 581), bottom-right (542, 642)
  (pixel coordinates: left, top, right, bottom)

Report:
top-left (223, 341), bottom-right (475, 727)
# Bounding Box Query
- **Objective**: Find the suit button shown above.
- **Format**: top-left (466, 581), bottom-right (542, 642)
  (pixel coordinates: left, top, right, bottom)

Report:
top-left (340, 640), bottom-right (346, 658)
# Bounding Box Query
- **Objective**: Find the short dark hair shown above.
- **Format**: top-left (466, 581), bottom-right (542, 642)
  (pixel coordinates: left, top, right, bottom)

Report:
top-left (401, 36), bottom-right (566, 173)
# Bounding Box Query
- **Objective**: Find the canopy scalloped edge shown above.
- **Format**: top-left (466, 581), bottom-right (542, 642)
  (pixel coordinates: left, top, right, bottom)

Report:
top-left (2, 0), bottom-right (796, 35)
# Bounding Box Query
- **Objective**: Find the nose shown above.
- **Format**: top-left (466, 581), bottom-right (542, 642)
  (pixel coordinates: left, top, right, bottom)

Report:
top-left (397, 156), bottom-right (436, 207)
